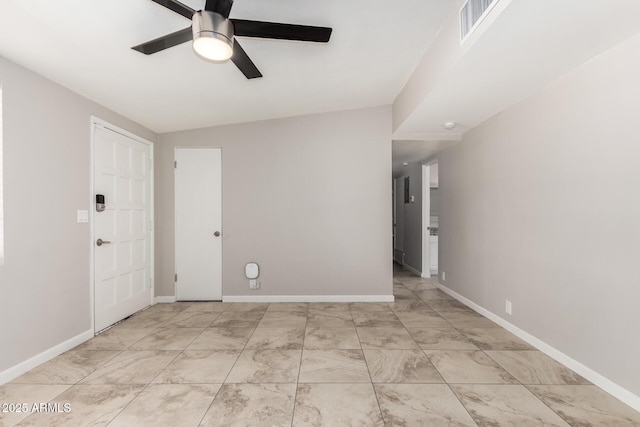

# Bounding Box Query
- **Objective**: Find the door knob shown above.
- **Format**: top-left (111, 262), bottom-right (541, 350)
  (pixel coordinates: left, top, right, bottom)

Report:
top-left (96, 238), bottom-right (111, 246)
top-left (213, 231), bottom-right (221, 237)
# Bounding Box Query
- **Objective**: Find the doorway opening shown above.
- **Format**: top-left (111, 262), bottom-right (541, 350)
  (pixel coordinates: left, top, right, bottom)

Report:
top-left (422, 162), bottom-right (439, 278)
top-left (174, 147), bottom-right (223, 301)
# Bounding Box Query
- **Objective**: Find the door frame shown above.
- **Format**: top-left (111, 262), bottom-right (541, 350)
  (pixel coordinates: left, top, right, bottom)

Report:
top-left (173, 146), bottom-right (223, 301)
top-left (421, 164), bottom-right (431, 278)
top-left (89, 116), bottom-right (155, 334)
top-left (421, 160), bottom-right (439, 278)
top-left (392, 178), bottom-right (396, 256)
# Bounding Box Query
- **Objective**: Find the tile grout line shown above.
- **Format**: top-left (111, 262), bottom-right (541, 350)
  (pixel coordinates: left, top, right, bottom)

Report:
top-left (443, 381), bottom-right (480, 427)
top-left (216, 304), bottom-right (267, 386)
top-left (8, 276), bottom-right (635, 426)
top-left (481, 342), bottom-right (580, 426)
top-left (440, 292), bottom-right (578, 425)
top-left (400, 275), bottom-right (480, 426)
top-left (520, 383), bottom-right (575, 426)
top-left (69, 307), bottom-right (186, 425)
top-left (413, 274), bottom-right (576, 426)
top-left (289, 306), bottom-right (309, 427)
top-left (351, 310), bottom-right (387, 426)
top-left (104, 305), bottom-right (194, 425)
top-left (194, 301), bottom-right (248, 426)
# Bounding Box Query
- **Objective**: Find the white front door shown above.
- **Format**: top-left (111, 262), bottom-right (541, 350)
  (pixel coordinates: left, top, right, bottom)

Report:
top-left (175, 148), bottom-right (222, 301)
top-left (93, 123), bottom-right (153, 331)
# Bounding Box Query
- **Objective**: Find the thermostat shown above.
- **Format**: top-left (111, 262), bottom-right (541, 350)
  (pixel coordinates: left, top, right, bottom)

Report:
top-left (245, 263), bottom-right (259, 279)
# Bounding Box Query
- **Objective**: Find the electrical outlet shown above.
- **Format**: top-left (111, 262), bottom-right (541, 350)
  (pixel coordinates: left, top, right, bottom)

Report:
top-left (442, 271), bottom-right (445, 281)
top-left (249, 279), bottom-right (260, 290)
top-left (505, 300), bottom-right (512, 315)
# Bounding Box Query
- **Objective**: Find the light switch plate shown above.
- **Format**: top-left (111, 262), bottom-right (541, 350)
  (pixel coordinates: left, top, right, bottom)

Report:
top-left (77, 210), bottom-right (89, 223)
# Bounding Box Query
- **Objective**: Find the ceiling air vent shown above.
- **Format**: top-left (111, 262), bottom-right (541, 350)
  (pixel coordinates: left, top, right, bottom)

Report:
top-left (460, 0), bottom-right (499, 42)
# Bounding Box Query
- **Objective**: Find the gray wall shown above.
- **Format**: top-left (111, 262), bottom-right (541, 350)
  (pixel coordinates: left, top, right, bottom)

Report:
top-left (437, 32), bottom-right (640, 394)
top-left (396, 163), bottom-right (423, 272)
top-left (156, 106), bottom-right (393, 298)
top-left (0, 56), bottom-right (155, 374)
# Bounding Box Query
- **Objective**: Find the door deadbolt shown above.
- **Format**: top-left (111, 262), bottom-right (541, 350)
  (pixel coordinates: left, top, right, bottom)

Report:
top-left (213, 231), bottom-right (221, 237)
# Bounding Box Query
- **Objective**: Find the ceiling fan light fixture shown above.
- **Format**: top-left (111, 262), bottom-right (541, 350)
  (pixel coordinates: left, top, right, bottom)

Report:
top-left (192, 10), bottom-right (234, 62)
top-left (193, 34), bottom-right (233, 61)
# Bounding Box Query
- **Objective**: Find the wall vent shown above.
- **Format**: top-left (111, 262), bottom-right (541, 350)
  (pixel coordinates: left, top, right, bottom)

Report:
top-left (460, 0), bottom-right (499, 42)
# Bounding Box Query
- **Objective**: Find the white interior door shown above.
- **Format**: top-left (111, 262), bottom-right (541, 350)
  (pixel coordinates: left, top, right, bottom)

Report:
top-left (175, 148), bottom-right (222, 300)
top-left (93, 123), bottom-right (152, 331)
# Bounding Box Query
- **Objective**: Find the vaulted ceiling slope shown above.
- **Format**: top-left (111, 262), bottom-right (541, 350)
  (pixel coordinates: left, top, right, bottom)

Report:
top-left (393, 0), bottom-right (640, 140)
top-left (391, 0), bottom-right (640, 176)
top-left (0, 0), bottom-right (455, 133)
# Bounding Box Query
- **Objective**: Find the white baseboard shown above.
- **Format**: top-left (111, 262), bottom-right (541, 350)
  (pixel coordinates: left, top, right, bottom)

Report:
top-left (223, 295), bottom-right (395, 303)
top-left (0, 329), bottom-right (94, 385)
top-left (402, 262), bottom-right (422, 277)
top-left (155, 296), bottom-right (177, 304)
top-left (438, 284), bottom-right (640, 413)
top-left (422, 270), bottom-right (439, 279)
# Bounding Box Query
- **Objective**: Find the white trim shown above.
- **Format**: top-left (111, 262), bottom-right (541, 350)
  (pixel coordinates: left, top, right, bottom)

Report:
top-left (90, 117), bottom-right (155, 333)
top-left (421, 165), bottom-right (431, 279)
top-left (0, 84), bottom-right (4, 266)
top-left (155, 296), bottom-right (177, 304)
top-left (402, 262), bottom-right (422, 277)
top-left (223, 295), bottom-right (395, 303)
top-left (392, 178), bottom-right (397, 253)
top-left (89, 118), bottom-right (96, 333)
top-left (0, 329), bottom-right (93, 385)
top-left (438, 283), bottom-right (640, 412)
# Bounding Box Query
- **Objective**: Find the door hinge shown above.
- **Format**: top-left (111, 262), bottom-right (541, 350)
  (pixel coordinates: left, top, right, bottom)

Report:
top-left (174, 161), bottom-right (177, 168)
top-left (149, 278), bottom-right (152, 289)
top-left (175, 273), bottom-right (178, 282)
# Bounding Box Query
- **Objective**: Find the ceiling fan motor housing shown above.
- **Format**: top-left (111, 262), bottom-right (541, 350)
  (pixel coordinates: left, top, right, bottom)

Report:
top-left (192, 10), bottom-right (235, 61)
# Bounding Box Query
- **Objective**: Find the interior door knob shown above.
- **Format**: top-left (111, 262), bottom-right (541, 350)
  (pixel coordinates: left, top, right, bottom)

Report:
top-left (213, 231), bottom-right (221, 237)
top-left (96, 238), bottom-right (111, 246)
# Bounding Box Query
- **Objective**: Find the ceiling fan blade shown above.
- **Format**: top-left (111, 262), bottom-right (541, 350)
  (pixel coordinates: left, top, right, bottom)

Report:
top-left (132, 27), bottom-right (193, 55)
top-left (204, 0), bottom-right (234, 18)
top-left (231, 40), bottom-right (262, 79)
top-left (231, 19), bottom-right (332, 43)
top-left (150, 0), bottom-right (195, 20)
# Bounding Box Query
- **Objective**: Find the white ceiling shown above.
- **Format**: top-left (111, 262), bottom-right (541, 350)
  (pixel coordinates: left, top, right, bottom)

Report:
top-left (391, 0), bottom-right (640, 176)
top-left (4, 0), bottom-right (640, 174)
top-left (392, 139), bottom-right (456, 178)
top-left (0, 0), bottom-right (455, 133)
top-left (395, 0), bottom-right (640, 138)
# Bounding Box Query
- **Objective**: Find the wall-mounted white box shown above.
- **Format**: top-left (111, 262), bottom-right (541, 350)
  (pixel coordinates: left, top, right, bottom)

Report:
top-left (76, 210), bottom-right (89, 223)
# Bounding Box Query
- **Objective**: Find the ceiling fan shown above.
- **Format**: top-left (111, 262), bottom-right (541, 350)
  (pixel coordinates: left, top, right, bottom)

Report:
top-left (132, 0), bottom-right (333, 79)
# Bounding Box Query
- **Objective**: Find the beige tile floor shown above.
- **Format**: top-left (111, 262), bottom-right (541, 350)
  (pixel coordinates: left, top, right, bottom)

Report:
top-left (2, 267), bottom-right (640, 426)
